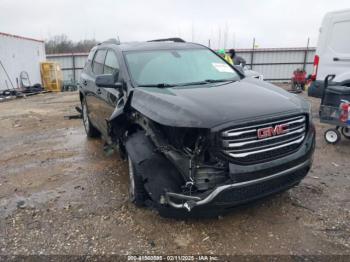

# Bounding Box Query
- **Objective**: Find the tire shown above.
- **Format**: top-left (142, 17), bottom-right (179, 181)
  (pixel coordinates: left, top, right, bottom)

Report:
top-left (81, 98), bottom-right (100, 138)
top-left (324, 128), bottom-right (341, 144)
top-left (127, 155), bottom-right (147, 207)
top-left (291, 82), bottom-right (296, 90)
top-left (341, 127), bottom-right (350, 139)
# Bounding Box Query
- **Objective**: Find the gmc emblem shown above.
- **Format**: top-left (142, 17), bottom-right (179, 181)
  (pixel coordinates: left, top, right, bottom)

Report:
top-left (257, 124), bottom-right (289, 139)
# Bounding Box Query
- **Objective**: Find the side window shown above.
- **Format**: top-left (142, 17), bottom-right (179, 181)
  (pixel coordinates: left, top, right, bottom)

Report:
top-left (87, 48), bottom-right (96, 61)
top-left (84, 49), bottom-right (96, 71)
top-left (104, 50), bottom-right (120, 75)
top-left (329, 20), bottom-right (350, 54)
top-left (92, 50), bottom-right (107, 75)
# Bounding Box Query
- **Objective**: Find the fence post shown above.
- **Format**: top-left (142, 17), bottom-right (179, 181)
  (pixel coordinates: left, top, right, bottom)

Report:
top-left (250, 38), bottom-right (255, 70)
top-left (302, 38), bottom-right (310, 72)
top-left (72, 54), bottom-right (76, 83)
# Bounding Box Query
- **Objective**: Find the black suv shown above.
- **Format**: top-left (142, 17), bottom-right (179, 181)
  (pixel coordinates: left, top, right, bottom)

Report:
top-left (79, 38), bottom-right (315, 217)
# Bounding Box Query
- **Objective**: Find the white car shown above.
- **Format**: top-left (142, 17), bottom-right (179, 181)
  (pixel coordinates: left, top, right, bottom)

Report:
top-left (309, 8), bottom-right (350, 98)
top-left (243, 66), bottom-right (264, 81)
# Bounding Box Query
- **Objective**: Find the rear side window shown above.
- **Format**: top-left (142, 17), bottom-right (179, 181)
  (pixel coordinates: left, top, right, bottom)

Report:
top-left (87, 48), bottom-right (96, 61)
top-left (329, 20), bottom-right (350, 54)
top-left (104, 50), bottom-right (120, 75)
top-left (83, 48), bottom-right (96, 71)
top-left (92, 50), bottom-right (107, 75)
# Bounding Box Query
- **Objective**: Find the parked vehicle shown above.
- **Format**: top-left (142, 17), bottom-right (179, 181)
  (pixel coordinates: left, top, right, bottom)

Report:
top-left (243, 66), bottom-right (264, 80)
top-left (308, 9), bottom-right (350, 98)
top-left (319, 75), bottom-right (350, 144)
top-left (79, 38), bottom-right (315, 217)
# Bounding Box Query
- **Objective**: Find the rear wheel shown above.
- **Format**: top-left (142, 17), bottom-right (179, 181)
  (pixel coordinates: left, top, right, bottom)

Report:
top-left (324, 128), bottom-right (341, 144)
top-left (82, 98), bottom-right (100, 138)
top-left (341, 127), bottom-right (350, 139)
top-left (127, 155), bottom-right (147, 206)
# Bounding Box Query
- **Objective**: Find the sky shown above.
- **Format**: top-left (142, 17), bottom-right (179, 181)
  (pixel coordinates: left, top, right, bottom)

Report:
top-left (0, 0), bottom-right (349, 49)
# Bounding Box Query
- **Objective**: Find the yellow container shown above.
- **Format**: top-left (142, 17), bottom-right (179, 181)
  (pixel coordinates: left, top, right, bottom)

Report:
top-left (40, 62), bottom-right (63, 92)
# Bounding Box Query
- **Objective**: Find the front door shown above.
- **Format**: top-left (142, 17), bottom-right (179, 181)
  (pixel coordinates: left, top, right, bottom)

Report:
top-left (95, 49), bottom-right (123, 139)
top-left (87, 49), bottom-right (107, 131)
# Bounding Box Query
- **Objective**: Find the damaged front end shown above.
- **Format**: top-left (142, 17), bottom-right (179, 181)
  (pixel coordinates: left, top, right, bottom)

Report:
top-left (124, 111), bottom-right (314, 216)
top-left (125, 112), bottom-right (232, 212)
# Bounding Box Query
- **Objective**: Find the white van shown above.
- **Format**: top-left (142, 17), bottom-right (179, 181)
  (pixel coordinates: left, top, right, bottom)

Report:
top-left (309, 9), bottom-right (350, 98)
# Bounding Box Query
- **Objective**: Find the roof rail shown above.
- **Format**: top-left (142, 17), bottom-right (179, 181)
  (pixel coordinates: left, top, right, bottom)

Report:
top-left (148, 37), bottom-right (186, 43)
top-left (99, 38), bottom-right (121, 45)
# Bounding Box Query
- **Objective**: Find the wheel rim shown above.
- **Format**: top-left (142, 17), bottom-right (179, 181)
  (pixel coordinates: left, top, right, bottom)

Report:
top-left (82, 103), bottom-right (90, 133)
top-left (128, 156), bottom-right (135, 201)
top-left (326, 130), bottom-right (338, 143)
top-left (343, 127), bottom-right (350, 137)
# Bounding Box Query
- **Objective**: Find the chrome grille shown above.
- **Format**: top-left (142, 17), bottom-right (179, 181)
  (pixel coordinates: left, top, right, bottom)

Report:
top-left (221, 115), bottom-right (306, 164)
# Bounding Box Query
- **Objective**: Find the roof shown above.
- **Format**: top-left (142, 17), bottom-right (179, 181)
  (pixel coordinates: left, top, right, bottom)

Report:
top-left (0, 32), bottom-right (44, 43)
top-left (46, 52), bottom-right (89, 58)
top-left (102, 41), bottom-right (205, 52)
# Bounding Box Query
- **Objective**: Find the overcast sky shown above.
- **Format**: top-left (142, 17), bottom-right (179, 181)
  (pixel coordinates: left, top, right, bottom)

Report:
top-left (0, 0), bottom-right (349, 49)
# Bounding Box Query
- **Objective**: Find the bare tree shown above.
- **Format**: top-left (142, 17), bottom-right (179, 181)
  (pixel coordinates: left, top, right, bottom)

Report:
top-left (45, 34), bottom-right (98, 54)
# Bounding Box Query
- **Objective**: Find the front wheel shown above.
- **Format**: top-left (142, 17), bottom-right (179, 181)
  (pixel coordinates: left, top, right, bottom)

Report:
top-left (81, 98), bottom-right (100, 138)
top-left (341, 127), bottom-right (350, 139)
top-left (324, 128), bottom-right (341, 144)
top-left (127, 156), bottom-right (147, 207)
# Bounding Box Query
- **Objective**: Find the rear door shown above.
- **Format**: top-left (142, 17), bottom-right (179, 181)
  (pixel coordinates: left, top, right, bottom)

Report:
top-left (80, 48), bottom-right (97, 123)
top-left (318, 11), bottom-right (350, 82)
top-left (94, 49), bottom-right (123, 139)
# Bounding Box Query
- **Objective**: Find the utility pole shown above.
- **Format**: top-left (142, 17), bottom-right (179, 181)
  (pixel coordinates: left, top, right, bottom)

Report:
top-left (250, 38), bottom-right (256, 70)
top-left (208, 39), bottom-right (211, 48)
top-left (232, 32), bottom-right (236, 48)
top-left (223, 23), bottom-right (228, 50)
top-left (191, 22), bottom-right (194, 42)
top-left (303, 37), bottom-right (310, 71)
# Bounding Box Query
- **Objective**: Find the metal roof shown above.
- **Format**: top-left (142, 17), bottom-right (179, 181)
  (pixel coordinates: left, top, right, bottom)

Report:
top-left (235, 47), bottom-right (316, 52)
top-left (46, 52), bottom-right (89, 58)
top-left (0, 32), bottom-right (44, 43)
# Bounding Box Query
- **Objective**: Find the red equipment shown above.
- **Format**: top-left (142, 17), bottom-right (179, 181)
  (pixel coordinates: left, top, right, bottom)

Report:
top-left (291, 69), bottom-right (307, 92)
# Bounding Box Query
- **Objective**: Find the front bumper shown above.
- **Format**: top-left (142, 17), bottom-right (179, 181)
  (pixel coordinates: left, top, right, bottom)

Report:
top-left (163, 127), bottom-right (315, 213)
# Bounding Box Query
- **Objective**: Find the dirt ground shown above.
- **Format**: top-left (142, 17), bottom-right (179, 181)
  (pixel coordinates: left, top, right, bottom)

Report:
top-left (0, 88), bottom-right (349, 258)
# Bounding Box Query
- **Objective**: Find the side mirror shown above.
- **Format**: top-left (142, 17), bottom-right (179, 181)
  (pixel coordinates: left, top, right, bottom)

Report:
top-left (95, 74), bottom-right (122, 89)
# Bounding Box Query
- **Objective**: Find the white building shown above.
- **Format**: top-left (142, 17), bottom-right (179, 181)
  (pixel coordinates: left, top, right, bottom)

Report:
top-left (0, 32), bottom-right (46, 90)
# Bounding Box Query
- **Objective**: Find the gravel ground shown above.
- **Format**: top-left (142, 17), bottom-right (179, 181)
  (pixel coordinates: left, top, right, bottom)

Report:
top-left (0, 88), bottom-right (349, 258)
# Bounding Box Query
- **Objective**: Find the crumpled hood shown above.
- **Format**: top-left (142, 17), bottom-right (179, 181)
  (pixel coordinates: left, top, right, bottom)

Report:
top-left (131, 78), bottom-right (309, 128)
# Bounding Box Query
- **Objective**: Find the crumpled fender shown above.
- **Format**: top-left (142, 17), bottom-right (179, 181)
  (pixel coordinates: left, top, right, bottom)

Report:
top-left (125, 131), bottom-right (183, 202)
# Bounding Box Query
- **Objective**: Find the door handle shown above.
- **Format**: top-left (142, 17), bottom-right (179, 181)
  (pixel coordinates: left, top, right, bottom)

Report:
top-left (83, 80), bottom-right (88, 86)
top-left (97, 88), bottom-right (102, 95)
top-left (334, 57), bottom-right (350, 62)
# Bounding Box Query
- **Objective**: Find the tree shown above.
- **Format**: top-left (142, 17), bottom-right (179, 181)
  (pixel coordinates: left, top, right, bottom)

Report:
top-left (45, 34), bottom-right (98, 54)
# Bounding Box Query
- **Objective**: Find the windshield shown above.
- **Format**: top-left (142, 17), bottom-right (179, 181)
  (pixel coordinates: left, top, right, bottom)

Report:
top-left (124, 49), bottom-right (240, 86)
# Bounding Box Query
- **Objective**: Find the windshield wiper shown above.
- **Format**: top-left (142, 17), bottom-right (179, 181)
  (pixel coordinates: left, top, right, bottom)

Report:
top-left (138, 83), bottom-right (177, 88)
top-left (204, 78), bottom-right (236, 83)
top-left (178, 78), bottom-right (237, 87)
top-left (178, 81), bottom-right (209, 86)
top-left (138, 79), bottom-right (237, 88)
